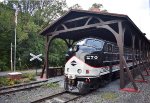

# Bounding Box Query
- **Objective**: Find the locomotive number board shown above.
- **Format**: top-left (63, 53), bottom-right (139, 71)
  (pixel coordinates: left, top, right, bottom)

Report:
top-left (85, 55), bottom-right (99, 60)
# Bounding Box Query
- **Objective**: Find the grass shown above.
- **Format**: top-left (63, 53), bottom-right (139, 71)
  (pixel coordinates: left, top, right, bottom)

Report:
top-left (0, 73), bottom-right (36, 87)
top-left (42, 82), bottom-right (60, 88)
top-left (22, 73), bottom-right (36, 81)
top-left (101, 92), bottom-right (118, 100)
top-left (0, 77), bottom-right (21, 87)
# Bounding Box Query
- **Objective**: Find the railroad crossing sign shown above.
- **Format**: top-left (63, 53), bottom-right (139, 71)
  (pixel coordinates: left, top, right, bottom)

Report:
top-left (30, 53), bottom-right (42, 61)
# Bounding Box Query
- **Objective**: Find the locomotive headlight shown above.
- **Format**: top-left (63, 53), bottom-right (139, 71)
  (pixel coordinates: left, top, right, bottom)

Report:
top-left (77, 69), bottom-right (82, 74)
top-left (73, 45), bottom-right (79, 52)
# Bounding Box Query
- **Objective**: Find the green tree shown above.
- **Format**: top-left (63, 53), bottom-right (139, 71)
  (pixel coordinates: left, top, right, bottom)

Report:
top-left (91, 3), bottom-right (103, 9)
top-left (89, 3), bottom-right (108, 12)
top-left (68, 4), bottom-right (82, 10)
top-left (49, 39), bottom-right (67, 67)
top-left (0, 0), bottom-right (68, 71)
top-left (0, 3), bottom-right (15, 71)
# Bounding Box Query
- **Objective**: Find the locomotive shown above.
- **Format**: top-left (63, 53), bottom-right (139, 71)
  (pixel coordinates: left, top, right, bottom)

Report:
top-left (64, 37), bottom-right (139, 94)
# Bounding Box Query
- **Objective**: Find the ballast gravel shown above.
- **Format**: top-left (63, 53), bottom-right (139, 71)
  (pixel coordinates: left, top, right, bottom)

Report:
top-left (0, 75), bottom-right (150, 103)
top-left (69, 75), bottom-right (150, 103)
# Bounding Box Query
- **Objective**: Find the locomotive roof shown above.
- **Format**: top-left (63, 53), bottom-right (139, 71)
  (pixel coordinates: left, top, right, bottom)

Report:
top-left (39, 9), bottom-right (149, 46)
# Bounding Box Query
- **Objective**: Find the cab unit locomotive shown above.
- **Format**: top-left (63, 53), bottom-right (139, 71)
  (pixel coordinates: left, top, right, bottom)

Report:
top-left (64, 37), bottom-right (139, 94)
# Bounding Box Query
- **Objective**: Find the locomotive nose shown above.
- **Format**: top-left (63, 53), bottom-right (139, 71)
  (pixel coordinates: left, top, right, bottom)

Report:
top-left (65, 56), bottom-right (85, 76)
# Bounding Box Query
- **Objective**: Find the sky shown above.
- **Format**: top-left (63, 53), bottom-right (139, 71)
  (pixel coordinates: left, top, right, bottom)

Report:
top-left (66, 0), bottom-right (150, 39)
top-left (0, 0), bottom-right (149, 39)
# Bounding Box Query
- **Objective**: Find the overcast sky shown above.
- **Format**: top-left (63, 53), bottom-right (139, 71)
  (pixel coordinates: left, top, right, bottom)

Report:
top-left (66, 0), bottom-right (150, 39)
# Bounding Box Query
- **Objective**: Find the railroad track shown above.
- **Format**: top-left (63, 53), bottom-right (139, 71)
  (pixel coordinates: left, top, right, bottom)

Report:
top-left (31, 91), bottom-right (82, 103)
top-left (0, 80), bottom-right (48, 95)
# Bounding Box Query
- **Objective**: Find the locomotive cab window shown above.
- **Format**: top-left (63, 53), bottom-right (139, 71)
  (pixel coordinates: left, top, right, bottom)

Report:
top-left (86, 39), bottom-right (104, 49)
top-left (108, 44), bottom-right (112, 52)
top-left (105, 44), bottom-right (113, 52)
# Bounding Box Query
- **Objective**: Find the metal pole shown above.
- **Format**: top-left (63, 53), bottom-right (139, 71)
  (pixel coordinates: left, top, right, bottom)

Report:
top-left (14, 27), bottom-right (16, 72)
top-left (11, 43), bottom-right (13, 71)
top-left (14, 7), bottom-right (18, 72)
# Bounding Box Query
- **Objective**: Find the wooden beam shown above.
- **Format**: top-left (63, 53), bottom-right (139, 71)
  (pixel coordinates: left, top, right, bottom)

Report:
top-left (54, 24), bottom-right (68, 32)
top-left (64, 16), bottom-right (90, 23)
top-left (49, 20), bottom-right (123, 36)
top-left (85, 17), bottom-right (93, 25)
top-left (97, 25), bottom-right (118, 38)
top-left (61, 24), bottom-right (68, 30)
top-left (122, 56), bottom-right (138, 90)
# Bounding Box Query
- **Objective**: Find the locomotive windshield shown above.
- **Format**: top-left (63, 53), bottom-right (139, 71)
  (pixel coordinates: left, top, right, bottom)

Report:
top-left (77, 38), bottom-right (104, 49)
top-left (66, 38), bottom-right (105, 60)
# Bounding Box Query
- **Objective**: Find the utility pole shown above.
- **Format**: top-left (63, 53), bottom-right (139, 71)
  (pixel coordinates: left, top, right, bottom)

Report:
top-left (11, 43), bottom-right (13, 71)
top-left (14, 6), bottom-right (18, 72)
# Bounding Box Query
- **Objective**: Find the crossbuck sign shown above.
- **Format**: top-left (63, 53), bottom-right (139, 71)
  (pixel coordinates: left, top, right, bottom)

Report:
top-left (30, 53), bottom-right (42, 61)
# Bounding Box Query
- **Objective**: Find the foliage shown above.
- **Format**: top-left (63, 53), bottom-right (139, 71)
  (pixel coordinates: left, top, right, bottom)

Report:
top-left (0, 3), bottom-right (15, 71)
top-left (49, 39), bottom-right (67, 67)
top-left (89, 3), bottom-right (108, 12)
top-left (0, 77), bottom-right (10, 87)
top-left (91, 3), bottom-right (103, 9)
top-left (22, 73), bottom-right (36, 81)
top-left (68, 4), bottom-right (83, 10)
top-left (0, 77), bottom-right (21, 87)
top-left (42, 82), bottom-right (59, 88)
top-left (0, 0), bottom-right (67, 71)
top-left (0, 73), bottom-right (36, 87)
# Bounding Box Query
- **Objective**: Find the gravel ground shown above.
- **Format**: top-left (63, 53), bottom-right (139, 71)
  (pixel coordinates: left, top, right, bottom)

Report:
top-left (1, 75), bottom-right (150, 103)
top-left (69, 75), bottom-right (150, 103)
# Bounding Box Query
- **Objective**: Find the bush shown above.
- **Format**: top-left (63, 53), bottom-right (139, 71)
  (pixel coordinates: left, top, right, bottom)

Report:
top-left (0, 77), bottom-right (10, 87)
top-left (0, 77), bottom-right (21, 87)
top-left (22, 73), bottom-right (36, 81)
top-left (0, 73), bottom-right (36, 87)
top-left (0, 61), bottom-right (10, 71)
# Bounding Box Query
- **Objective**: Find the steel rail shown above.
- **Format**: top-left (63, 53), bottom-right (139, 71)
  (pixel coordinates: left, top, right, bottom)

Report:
top-left (31, 91), bottom-right (83, 103)
top-left (0, 80), bottom-right (48, 95)
top-left (31, 91), bottom-right (67, 103)
top-left (0, 80), bottom-right (48, 91)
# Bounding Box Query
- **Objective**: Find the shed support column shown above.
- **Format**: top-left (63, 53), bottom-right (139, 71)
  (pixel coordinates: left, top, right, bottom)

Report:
top-left (132, 35), bottom-right (135, 68)
top-left (45, 36), bottom-right (49, 78)
top-left (117, 36), bottom-right (125, 89)
top-left (147, 46), bottom-right (150, 70)
top-left (132, 35), bottom-right (145, 81)
top-left (98, 21), bottom-right (138, 90)
top-left (118, 22), bottom-right (138, 90)
top-left (117, 22), bottom-right (125, 89)
top-left (41, 36), bottom-right (49, 79)
top-left (146, 45), bottom-right (150, 70)
top-left (140, 41), bottom-right (149, 75)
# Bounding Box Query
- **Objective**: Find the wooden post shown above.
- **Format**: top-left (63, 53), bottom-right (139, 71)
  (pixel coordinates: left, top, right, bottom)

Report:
top-left (45, 36), bottom-right (49, 79)
top-left (41, 36), bottom-right (49, 79)
top-left (117, 22), bottom-right (125, 89)
top-left (132, 35), bottom-right (145, 81)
